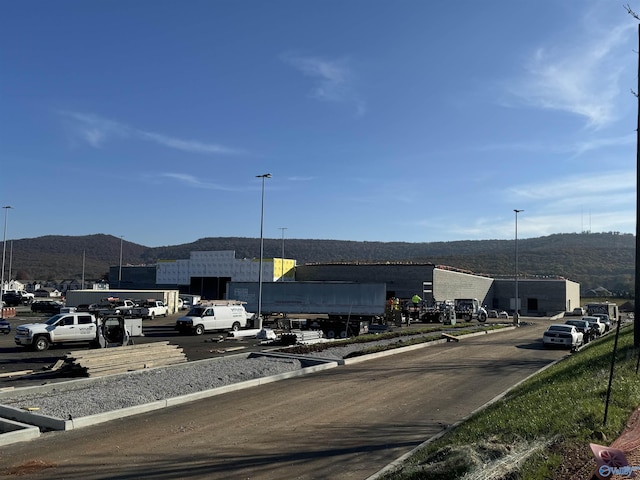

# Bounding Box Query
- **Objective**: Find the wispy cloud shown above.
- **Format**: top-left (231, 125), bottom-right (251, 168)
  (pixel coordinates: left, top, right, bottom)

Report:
top-left (507, 6), bottom-right (635, 128)
top-left (286, 176), bottom-right (316, 181)
top-left (510, 170), bottom-right (634, 204)
top-left (413, 169), bottom-right (636, 241)
top-left (281, 53), bottom-right (366, 116)
top-left (158, 173), bottom-right (243, 191)
top-left (61, 111), bottom-right (243, 155)
top-left (472, 133), bottom-right (634, 157)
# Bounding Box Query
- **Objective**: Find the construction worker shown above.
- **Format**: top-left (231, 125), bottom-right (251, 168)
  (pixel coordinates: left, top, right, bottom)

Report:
top-left (410, 294), bottom-right (422, 325)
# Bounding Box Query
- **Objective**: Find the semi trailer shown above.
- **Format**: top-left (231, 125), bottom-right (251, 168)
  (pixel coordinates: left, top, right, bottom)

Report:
top-left (226, 281), bottom-right (387, 338)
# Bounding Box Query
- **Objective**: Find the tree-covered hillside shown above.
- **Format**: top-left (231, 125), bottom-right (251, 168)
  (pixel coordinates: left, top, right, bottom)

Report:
top-left (4, 232), bottom-right (634, 295)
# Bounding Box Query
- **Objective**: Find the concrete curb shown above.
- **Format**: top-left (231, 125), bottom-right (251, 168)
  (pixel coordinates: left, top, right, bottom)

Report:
top-left (0, 417), bottom-right (41, 445)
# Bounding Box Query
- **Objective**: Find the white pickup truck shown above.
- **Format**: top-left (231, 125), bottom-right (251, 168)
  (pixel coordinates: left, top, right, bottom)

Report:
top-left (14, 313), bottom-right (131, 351)
top-left (91, 299), bottom-right (137, 317)
top-left (134, 300), bottom-right (169, 319)
top-left (11, 290), bottom-right (35, 303)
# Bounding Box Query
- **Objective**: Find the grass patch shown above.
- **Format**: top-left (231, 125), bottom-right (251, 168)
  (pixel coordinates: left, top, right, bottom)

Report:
top-left (380, 323), bottom-right (640, 479)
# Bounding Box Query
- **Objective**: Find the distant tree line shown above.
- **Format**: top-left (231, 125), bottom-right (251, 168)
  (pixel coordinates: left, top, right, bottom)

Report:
top-left (4, 232), bottom-right (635, 296)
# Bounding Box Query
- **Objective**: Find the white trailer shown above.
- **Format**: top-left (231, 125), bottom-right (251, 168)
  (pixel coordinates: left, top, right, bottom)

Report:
top-left (65, 289), bottom-right (181, 314)
top-left (226, 281), bottom-right (387, 338)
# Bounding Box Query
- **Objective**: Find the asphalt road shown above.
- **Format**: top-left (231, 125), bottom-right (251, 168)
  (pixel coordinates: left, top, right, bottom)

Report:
top-left (0, 317), bottom-right (569, 480)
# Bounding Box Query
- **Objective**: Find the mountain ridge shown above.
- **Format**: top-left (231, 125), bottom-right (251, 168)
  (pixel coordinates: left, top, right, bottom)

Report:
top-left (4, 232), bottom-right (634, 295)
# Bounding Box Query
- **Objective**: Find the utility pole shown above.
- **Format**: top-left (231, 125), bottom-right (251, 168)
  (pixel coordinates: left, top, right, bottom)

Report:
top-left (635, 22), bottom-right (640, 347)
top-left (1, 206), bottom-right (13, 298)
top-left (256, 173), bottom-right (271, 330)
top-left (514, 209), bottom-right (523, 326)
top-left (279, 227), bottom-right (287, 281)
top-left (623, 6), bottom-right (640, 346)
top-left (624, 5), bottom-right (640, 347)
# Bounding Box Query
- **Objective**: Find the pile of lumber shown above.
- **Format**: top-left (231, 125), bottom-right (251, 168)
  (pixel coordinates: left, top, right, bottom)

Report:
top-left (64, 342), bottom-right (187, 378)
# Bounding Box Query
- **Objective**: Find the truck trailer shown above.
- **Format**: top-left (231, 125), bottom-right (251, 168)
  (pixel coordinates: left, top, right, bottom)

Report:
top-left (586, 302), bottom-right (620, 324)
top-left (66, 289), bottom-right (181, 314)
top-left (226, 281), bottom-right (387, 338)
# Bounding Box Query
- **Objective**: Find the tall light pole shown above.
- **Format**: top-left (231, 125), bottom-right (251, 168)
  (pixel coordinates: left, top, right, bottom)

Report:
top-left (514, 209), bottom-right (523, 326)
top-left (279, 227), bottom-right (287, 281)
top-left (8, 241), bottom-right (13, 287)
top-left (81, 250), bottom-right (86, 290)
top-left (118, 236), bottom-right (124, 289)
top-left (256, 174), bottom-right (271, 330)
top-left (1, 206), bottom-right (13, 298)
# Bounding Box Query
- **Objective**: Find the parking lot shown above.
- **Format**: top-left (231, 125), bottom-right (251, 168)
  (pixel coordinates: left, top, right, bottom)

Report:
top-left (0, 304), bottom-right (526, 389)
top-left (0, 307), bottom-right (272, 388)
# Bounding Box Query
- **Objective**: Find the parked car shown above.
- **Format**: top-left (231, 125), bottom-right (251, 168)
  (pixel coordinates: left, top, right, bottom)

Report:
top-left (31, 300), bottom-right (64, 315)
top-left (542, 324), bottom-right (583, 350)
top-left (583, 316), bottom-right (606, 336)
top-left (0, 318), bottom-right (10, 335)
top-left (498, 311), bottom-right (510, 319)
top-left (592, 313), bottom-right (611, 332)
top-left (565, 319), bottom-right (593, 343)
top-left (487, 310), bottom-right (498, 318)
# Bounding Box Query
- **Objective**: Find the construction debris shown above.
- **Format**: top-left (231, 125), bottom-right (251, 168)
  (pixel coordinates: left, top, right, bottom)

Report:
top-left (210, 346), bottom-right (247, 354)
top-left (63, 341), bottom-right (187, 378)
top-left (0, 370), bottom-right (34, 378)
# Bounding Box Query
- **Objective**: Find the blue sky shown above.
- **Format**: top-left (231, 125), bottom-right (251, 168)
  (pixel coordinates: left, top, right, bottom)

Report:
top-left (1, 0), bottom-right (638, 247)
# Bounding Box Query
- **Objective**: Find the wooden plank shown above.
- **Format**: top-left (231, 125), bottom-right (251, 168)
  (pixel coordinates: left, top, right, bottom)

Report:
top-left (0, 369), bottom-right (34, 378)
top-left (66, 342), bottom-right (172, 358)
top-left (84, 358), bottom-right (188, 377)
top-left (442, 333), bottom-right (459, 342)
top-left (69, 346), bottom-right (184, 361)
top-left (66, 348), bottom-right (182, 363)
top-left (49, 359), bottom-right (66, 371)
top-left (63, 342), bottom-right (191, 378)
top-left (72, 350), bottom-right (186, 366)
top-left (74, 351), bottom-right (186, 367)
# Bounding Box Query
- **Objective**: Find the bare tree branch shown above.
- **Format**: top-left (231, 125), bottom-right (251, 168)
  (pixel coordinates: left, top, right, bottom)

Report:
top-left (625, 3), bottom-right (640, 20)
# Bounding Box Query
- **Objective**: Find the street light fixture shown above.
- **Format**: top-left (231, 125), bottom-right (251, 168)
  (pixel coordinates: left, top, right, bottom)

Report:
top-left (118, 236), bottom-right (124, 288)
top-left (279, 227), bottom-right (287, 281)
top-left (256, 174), bottom-right (272, 330)
top-left (1, 206), bottom-right (13, 299)
top-left (514, 209), bottom-right (524, 326)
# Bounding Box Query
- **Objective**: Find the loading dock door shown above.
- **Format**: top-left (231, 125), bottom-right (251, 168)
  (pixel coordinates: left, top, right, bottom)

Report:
top-left (190, 277), bottom-right (231, 300)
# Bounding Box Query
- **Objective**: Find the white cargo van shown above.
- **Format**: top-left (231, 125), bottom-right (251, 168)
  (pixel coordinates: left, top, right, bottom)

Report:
top-left (175, 300), bottom-right (251, 335)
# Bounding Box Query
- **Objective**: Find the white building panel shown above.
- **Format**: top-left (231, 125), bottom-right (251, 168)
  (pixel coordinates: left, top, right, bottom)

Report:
top-left (156, 250), bottom-right (279, 285)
